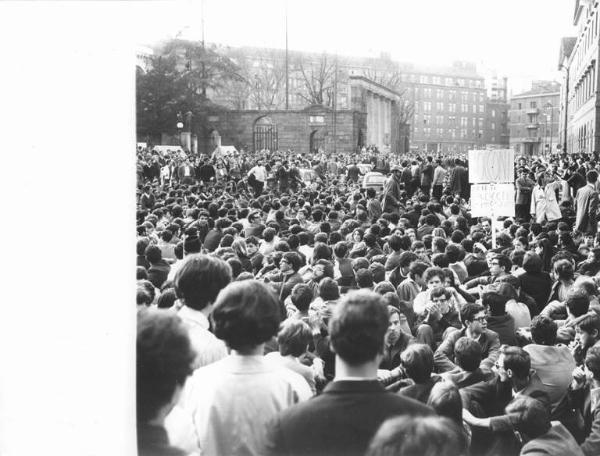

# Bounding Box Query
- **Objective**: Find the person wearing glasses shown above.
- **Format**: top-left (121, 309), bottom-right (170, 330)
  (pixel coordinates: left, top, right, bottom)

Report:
top-left (413, 287), bottom-right (461, 350)
top-left (434, 302), bottom-right (500, 374)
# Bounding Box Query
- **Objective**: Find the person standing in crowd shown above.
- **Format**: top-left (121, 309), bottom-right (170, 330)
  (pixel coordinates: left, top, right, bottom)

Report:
top-left (248, 159), bottom-right (267, 197)
top-left (265, 290), bottom-right (432, 456)
top-left (382, 166), bottom-right (404, 214)
top-left (574, 170), bottom-right (599, 235)
top-left (515, 167), bottom-right (535, 222)
top-left (531, 169), bottom-right (563, 224)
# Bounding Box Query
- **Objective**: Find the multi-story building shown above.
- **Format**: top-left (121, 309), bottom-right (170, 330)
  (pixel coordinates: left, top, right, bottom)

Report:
top-left (509, 81), bottom-right (560, 156)
top-left (147, 41), bottom-right (498, 155)
top-left (560, 0), bottom-right (600, 155)
top-left (558, 36), bottom-right (577, 152)
top-left (391, 61), bottom-right (487, 155)
top-left (483, 76), bottom-right (510, 148)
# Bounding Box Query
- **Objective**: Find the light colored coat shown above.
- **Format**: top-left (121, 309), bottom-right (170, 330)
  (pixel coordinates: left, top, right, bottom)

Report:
top-left (530, 181), bottom-right (562, 223)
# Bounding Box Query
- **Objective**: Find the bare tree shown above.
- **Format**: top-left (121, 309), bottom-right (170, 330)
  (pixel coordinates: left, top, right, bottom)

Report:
top-left (295, 53), bottom-right (336, 107)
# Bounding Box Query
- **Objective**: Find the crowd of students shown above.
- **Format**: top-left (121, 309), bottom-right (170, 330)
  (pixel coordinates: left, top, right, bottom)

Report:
top-left (137, 146), bottom-right (600, 456)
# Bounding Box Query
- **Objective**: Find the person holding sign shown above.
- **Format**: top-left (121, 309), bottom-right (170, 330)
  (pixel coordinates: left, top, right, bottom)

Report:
top-left (530, 171), bottom-right (563, 224)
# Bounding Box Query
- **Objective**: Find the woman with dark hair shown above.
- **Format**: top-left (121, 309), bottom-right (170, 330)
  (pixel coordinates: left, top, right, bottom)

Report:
top-left (178, 280), bottom-right (311, 456)
top-left (533, 237), bottom-right (553, 272)
top-left (519, 252), bottom-right (552, 315)
top-left (547, 258), bottom-right (575, 305)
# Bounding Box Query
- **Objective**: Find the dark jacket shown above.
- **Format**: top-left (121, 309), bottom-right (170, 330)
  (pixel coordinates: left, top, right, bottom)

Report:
top-left (434, 328), bottom-right (501, 373)
top-left (265, 380), bottom-right (433, 456)
top-left (519, 271), bottom-right (552, 316)
top-left (486, 314), bottom-right (517, 346)
top-left (398, 375), bottom-right (442, 404)
top-left (147, 260), bottom-right (170, 289)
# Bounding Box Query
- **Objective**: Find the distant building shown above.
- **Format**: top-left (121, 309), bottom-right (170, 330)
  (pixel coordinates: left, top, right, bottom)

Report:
top-left (199, 76), bottom-right (401, 156)
top-left (208, 45), bottom-right (490, 155)
top-left (509, 81), bottom-right (560, 156)
top-left (558, 36), bottom-right (577, 153)
top-left (394, 61), bottom-right (487, 155)
top-left (483, 76), bottom-right (510, 148)
top-left (559, 0), bottom-right (599, 154)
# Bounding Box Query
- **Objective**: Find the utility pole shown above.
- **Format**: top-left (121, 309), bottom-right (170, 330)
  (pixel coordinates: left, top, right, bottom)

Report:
top-left (201, 0), bottom-right (206, 98)
top-left (333, 53), bottom-right (338, 155)
top-left (285, 0), bottom-right (289, 110)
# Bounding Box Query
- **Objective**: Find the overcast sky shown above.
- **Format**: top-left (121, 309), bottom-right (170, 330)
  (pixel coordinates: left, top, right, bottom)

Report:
top-left (137, 0), bottom-right (578, 95)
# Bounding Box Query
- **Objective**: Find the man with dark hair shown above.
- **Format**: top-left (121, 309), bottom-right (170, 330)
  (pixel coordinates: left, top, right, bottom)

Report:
top-left (441, 336), bottom-right (489, 389)
top-left (574, 170), bottom-right (599, 235)
top-left (137, 309), bottom-right (196, 456)
top-left (396, 260), bottom-right (427, 304)
top-left (265, 290), bottom-right (432, 456)
top-left (174, 254), bottom-right (232, 368)
top-left (505, 396), bottom-right (583, 456)
top-left (265, 251), bottom-right (304, 303)
top-left (434, 302), bottom-right (500, 373)
top-left (572, 345), bottom-right (600, 455)
top-left (461, 345), bottom-right (552, 455)
top-left (482, 291), bottom-right (516, 345)
top-left (145, 244), bottom-right (171, 289)
top-left (524, 315), bottom-right (575, 410)
top-left (398, 343), bottom-right (441, 403)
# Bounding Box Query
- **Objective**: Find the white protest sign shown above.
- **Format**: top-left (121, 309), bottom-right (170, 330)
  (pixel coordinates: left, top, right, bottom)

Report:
top-left (470, 183), bottom-right (515, 217)
top-left (468, 149), bottom-right (514, 183)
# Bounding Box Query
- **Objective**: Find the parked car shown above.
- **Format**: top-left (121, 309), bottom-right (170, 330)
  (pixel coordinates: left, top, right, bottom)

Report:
top-left (362, 171), bottom-right (387, 192)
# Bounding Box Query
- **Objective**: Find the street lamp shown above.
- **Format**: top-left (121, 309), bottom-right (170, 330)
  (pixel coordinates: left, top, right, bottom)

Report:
top-left (176, 112), bottom-right (184, 146)
top-left (545, 101), bottom-right (553, 156)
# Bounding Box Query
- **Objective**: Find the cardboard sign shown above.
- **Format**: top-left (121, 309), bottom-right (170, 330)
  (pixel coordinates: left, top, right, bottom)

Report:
top-left (470, 183), bottom-right (515, 217)
top-left (468, 149), bottom-right (514, 183)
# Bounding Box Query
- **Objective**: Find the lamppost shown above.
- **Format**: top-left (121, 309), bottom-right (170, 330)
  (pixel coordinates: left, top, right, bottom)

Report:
top-left (546, 101), bottom-right (553, 156)
top-left (176, 112), bottom-right (184, 147)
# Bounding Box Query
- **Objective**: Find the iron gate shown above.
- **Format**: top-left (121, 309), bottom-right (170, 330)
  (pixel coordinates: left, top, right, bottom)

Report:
top-left (254, 123), bottom-right (278, 152)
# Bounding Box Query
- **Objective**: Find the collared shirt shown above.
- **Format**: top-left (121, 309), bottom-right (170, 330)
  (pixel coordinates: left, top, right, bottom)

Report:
top-left (177, 305), bottom-right (227, 369)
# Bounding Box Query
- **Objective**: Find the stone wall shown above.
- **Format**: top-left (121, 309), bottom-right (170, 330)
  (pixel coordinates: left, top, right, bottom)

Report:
top-left (199, 107), bottom-right (363, 156)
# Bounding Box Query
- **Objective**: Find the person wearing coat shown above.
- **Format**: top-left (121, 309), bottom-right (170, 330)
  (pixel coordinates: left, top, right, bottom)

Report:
top-left (574, 170), bottom-right (599, 235)
top-left (381, 167), bottom-right (404, 214)
top-left (530, 173), bottom-right (563, 224)
top-left (515, 168), bottom-right (535, 222)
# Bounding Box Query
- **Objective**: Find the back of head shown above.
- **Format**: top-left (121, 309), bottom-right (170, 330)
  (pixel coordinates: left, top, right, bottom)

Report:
top-left (277, 319), bottom-right (312, 357)
top-left (454, 336), bottom-right (482, 372)
top-left (356, 268), bottom-right (374, 288)
top-left (137, 309), bottom-right (195, 423)
top-left (530, 315), bottom-right (557, 345)
top-left (400, 343), bottom-right (434, 383)
top-left (329, 290), bottom-right (388, 366)
top-left (174, 254), bottom-right (232, 311)
top-left (427, 381), bottom-right (463, 424)
top-left (213, 280), bottom-right (281, 351)
top-left (481, 291), bottom-right (508, 316)
top-left (505, 396), bottom-right (551, 440)
top-left (366, 416), bottom-right (467, 456)
top-left (501, 345), bottom-right (531, 379)
top-left (566, 288), bottom-right (590, 318)
top-left (290, 283), bottom-right (313, 312)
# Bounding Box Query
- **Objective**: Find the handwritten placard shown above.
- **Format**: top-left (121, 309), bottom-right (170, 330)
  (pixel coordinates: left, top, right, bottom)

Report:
top-left (468, 149), bottom-right (514, 183)
top-left (471, 183), bottom-right (515, 217)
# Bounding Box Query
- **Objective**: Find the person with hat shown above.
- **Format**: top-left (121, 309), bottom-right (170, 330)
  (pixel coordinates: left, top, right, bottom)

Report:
top-left (515, 167), bottom-right (535, 222)
top-left (381, 166), bottom-right (404, 214)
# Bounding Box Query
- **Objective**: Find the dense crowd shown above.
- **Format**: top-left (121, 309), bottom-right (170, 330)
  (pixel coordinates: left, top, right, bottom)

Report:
top-left (137, 145), bottom-right (600, 456)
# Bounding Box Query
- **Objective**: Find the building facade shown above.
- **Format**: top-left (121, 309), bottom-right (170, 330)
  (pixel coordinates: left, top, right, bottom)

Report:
top-left (199, 76), bottom-right (401, 156)
top-left (560, 0), bottom-right (600, 155)
top-left (509, 81), bottom-right (560, 156)
top-left (206, 45), bottom-right (492, 155)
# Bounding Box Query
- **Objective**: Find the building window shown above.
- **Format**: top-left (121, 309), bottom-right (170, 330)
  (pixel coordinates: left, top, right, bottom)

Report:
top-left (424, 88), bottom-right (432, 98)
top-left (530, 101), bottom-right (537, 108)
top-left (436, 102), bottom-right (444, 111)
top-left (448, 103), bottom-right (456, 112)
top-left (437, 89), bottom-right (444, 99)
top-left (433, 76), bottom-right (441, 84)
top-left (436, 115), bottom-right (444, 124)
top-left (479, 104), bottom-right (484, 113)
top-left (518, 103), bottom-right (522, 109)
top-left (492, 110), bottom-right (496, 118)
top-left (420, 75), bottom-right (428, 84)
top-left (424, 102), bottom-right (432, 112)
top-left (446, 77), bottom-right (453, 85)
